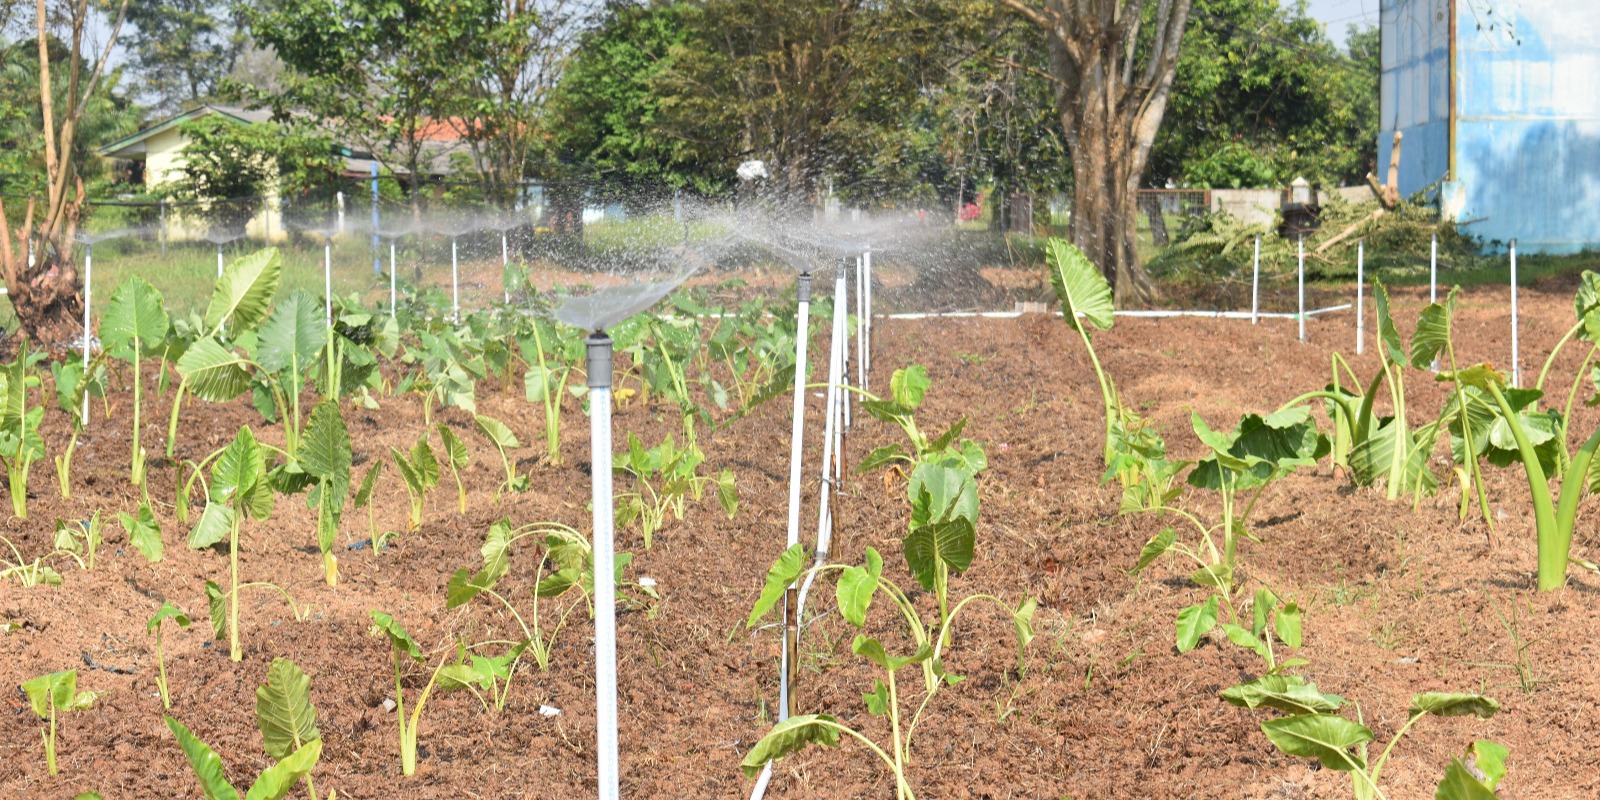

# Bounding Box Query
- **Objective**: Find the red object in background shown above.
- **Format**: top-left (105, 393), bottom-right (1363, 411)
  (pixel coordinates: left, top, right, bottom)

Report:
top-left (959, 202), bottom-right (981, 222)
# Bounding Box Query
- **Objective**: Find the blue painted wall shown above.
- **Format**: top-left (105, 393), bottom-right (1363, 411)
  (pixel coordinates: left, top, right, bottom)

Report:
top-left (1381, 0), bottom-right (1600, 254)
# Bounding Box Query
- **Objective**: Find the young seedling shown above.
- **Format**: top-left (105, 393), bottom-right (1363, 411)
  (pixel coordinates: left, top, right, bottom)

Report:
top-left (389, 435), bottom-right (440, 531)
top-left (743, 545), bottom-right (1035, 799)
top-left (52, 512), bottom-right (104, 570)
top-left (50, 355), bottom-right (105, 499)
top-left (0, 532), bottom-right (84, 587)
top-left (0, 340), bottom-right (48, 518)
top-left (188, 425), bottom-right (300, 661)
top-left (1044, 238), bottom-right (1131, 471)
top-left (615, 427), bottom-right (737, 548)
top-left (165, 709), bottom-right (324, 800)
top-left (473, 414), bottom-right (529, 496)
top-left (1223, 680), bottom-right (1505, 800)
top-left (446, 520), bottom-right (597, 688)
top-left (435, 423), bottom-right (470, 514)
top-left (21, 669), bottom-right (100, 775)
top-left (118, 499), bottom-right (164, 563)
top-left (101, 276), bottom-right (171, 486)
top-left (297, 401), bottom-right (352, 585)
top-left (148, 602), bottom-right (191, 710)
top-left (521, 316), bottom-right (585, 463)
top-left (369, 611), bottom-right (483, 776)
top-left (256, 657), bottom-right (324, 800)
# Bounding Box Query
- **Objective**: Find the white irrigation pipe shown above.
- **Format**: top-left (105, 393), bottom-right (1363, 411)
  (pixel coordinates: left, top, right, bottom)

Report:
top-left (1510, 239), bottom-right (1520, 387)
top-left (586, 333), bottom-right (619, 800)
top-left (502, 232), bottom-right (510, 303)
top-left (1250, 236), bottom-right (1261, 325)
top-left (216, 243), bottom-right (224, 279)
top-left (1430, 232), bottom-right (1438, 304)
top-left (451, 237), bottom-right (461, 324)
top-left (778, 273), bottom-right (811, 725)
top-left (881, 305), bottom-right (1351, 321)
top-left (81, 243), bottom-right (92, 421)
top-left (862, 246), bottom-right (873, 390)
top-left (795, 269), bottom-right (847, 646)
top-left (1356, 239), bottom-right (1365, 356)
top-left (840, 263), bottom-right (852, 432)
top-left (323, 239), bottom-right (333, 326)
top-left (389, 241), bottom-right (398, 318)
top-left (1297, 236), bottom-right (1306, 342)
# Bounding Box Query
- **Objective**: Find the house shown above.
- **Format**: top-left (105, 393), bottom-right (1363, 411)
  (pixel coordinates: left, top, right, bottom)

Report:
top-left (99, 104), bottom-right (461, 241)
top-left (1379, 0), bottom-right (1600, 253)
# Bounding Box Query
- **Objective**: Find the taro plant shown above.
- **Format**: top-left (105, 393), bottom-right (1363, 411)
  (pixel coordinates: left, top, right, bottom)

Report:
top-left (165, 698), bottom-right (324, 799)
top-left (743, 545), bottom-right (1035, 799)
top-left (100, 276), bottom-right (170, 485)
top-left (1439, 363), bottom-right (1600, 591)
top-left (615, 425), bottom-right (737, 548)
top-left (389, 435), bottom-right (441, 531)
top-left (352, 460), bottom-right (389, 551)
top-left (50, 355), bottom-right (105, 499)
top-left (1045, 238), bottom-right (1124, 467)
top-left (435, 423), bottom-right (470, 514)
top-left (117, 499), bottom-right (164, 563)
top-left (855, 365), bottom-right (988, 634)
top-left (252, 289), bottom-right (326, 457)
top-left (474, 413), bottom-right (529, 496)
top-left (520, 316), bottom-right (585, 463)
top-left (21, 669), bottom-right (100, 775)
top-left (148, 602), bottom-right (191, 709)
top-left (52, 512), bottom-right (105, 570)
top-left (255, 657), bottom-right (325, 800)
top-left (370, 611), bottom-right (484, 776)
top-left (297, 401), bottom-right (352, 586)
top-left (0, 340), bottom-right (47, 518)
top-left (188, 425), bottom-right (299, 661)
top-left (446, 520), bottom-right (599, 686)
top-left (1222, 680), bottom-right (1505, 800)
top-left (0, 532), bottom-right (82, 586)
top-left (1132, 407), bottom-right (1326, 652)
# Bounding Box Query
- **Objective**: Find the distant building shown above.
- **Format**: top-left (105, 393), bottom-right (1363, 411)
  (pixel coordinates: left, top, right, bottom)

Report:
top-left (1379, 0), bottom-right (1599, 253)
top-left (99, 104), bottom-right (461, 241)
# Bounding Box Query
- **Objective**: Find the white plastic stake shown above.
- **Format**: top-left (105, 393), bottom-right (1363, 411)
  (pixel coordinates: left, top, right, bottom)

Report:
top-left (778, 274), bottom-right (811, 722)
top-left (1356, 240), bottom-right (1365, 355)
top-left (1250, 236), bottom-right (1260, 325)
top-left (81, 243), bottom-right (92, 421)
top-left (1297, 236), bottom-right (1306, 342)
top-left (389, 241), bottom-right (398, 318)
top-left (451, 237), bottom-right (460, 324)
top-left (1430, 232), bottom-right (1438, 304)
top-left (1511, 239), bottom-right (1520, 388)
top-left (324, 240), bottom-right (333, 326)
top-left (586, 334), bottom-right (618, 800)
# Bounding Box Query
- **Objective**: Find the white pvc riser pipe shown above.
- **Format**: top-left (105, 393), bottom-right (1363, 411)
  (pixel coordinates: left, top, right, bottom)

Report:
top-left (1251, 236), bottom-right (1261, 325)
top-left (389, 242), bottom-right (398, 318)
top-left (82, 243), bottom-right (92, 421)
top-left (452, 238), bottom-right (461, 324)
top-left (1510, 240), bottom-right (1520, 388)
top-left (839, 264), bottom-right (852, 432)
top-left (862, 247), bottom-right (873, 389)
top-left (1297, 237), bottom-right (1306, 342)
top-left (324, 241), bottom-right (334, 326)
top-left (813, 269), bottom-right (848, 559)
top-left (587, 334), bottom-right (619, 800)
top-left (1430, 233), bottom-right (1439, 304)
top-left (1356, 240), bottom-right (1365, 355)
top-left (778, 274), bottom-right (811, 722)
top-left (855, 255), bottom-right (865, 402)
top-left (216, 244), bottom-right (224, 279)
top-left (502, 232), bottom-right (510, 303)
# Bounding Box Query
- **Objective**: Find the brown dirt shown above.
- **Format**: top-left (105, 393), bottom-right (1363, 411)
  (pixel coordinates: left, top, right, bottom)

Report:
top-left (3, 274), bottom-right (1599, 799)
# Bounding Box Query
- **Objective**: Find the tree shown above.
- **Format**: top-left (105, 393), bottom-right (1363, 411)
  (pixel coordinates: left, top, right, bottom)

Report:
top-left (999, 0), bottom-right (1193, 304)
top-left (242, 0), bottom-right (499, 213)
top-left (123, 0), bottom-right (248, 111)
top-left (156, 115), bottom-right (342, 236)
top-left (0, 0), bottom-right (132, 344)
top-left (1147, 0), bottom-right (1378, 189)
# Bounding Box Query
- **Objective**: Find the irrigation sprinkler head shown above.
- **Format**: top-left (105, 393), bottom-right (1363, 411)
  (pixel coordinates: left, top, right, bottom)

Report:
top-left (797, 272), bottom-right (812, 303)
top-left (551, 270), bottom-right (696, 333)
top-left (586, 333), bottom-right (614, 388)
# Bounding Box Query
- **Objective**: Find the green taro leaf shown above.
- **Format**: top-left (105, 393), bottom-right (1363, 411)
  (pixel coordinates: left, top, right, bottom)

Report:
top-left (1435, 759), bottom-right (1499, 800)
top-left (1260, 714), bottom-right (1373, 772)
top-left (856, 443), bottom-right (908, 472)
top-left (748, 543), bottom-right (807, 627)
top-left (1220, 622), bottom-right (1270, 660)
top-left (243, 738), bottom-right (321, 800)
top-left (1373, 279), bottom-right (1406, 366)
top-left (1046, 238), bottom-right (1114, 330)
top-left (1278, 602), bottom-right (1303, 647)
top-left (1132, 528), bottom-right (1177, 573)
top-left (908, 461), bottom-right (978, 528)
top-left (436, 424), bottom-right (469, 469)
top-left (212, 426), bottom-right (263, 507)
top-left (100, 277), bottom-right (170, 356)
top-left (1576, 270), bottom-right (1600, 325)
top-left (863, 679), bottom-right (890, 716)
top-left (122, 502), bottom-right (164, 562)
top-left (255, 290), bottom-right (325, 375)
top-left (21, 670), bottom-right (77, 718)
top-left (370, 611), bottom-right (422, 661)
top-left (177, 338), bottom-right (254, 402)
top-left (738, 714), bottom-right (842, 778)
top-left (852, 635), bottom-right (932, 671)
top-left (352, 460), bottom-right (384, 509)
top-left (165, 715), bottom-right (243, 800)
top-left (148, 601), bottom-right (192, 634)
top-left (1176, 596), bottom-right (1219, 653)
top-left (1411, 288), bottom-right (1458, 369)
top-left (300, 402), bottom-right (351, 483)
top-left (189, 503), bottom-right (237, 550)
top-left (473, 414), bottom-right (520, 450)
top-left (903, 515), bottom-right (975, 592)
top-left (717, 468), bottom-right (739, 518)
top-left (205, 247), bottom-right (282, 334)
top-left (1469, 740), bottom-right (1508, 791)
top-left (255, 657), bottom-right (320, 761)
top-left (205, 581), bottom-right (226, 640)
top-left (1221, 675), bottom-right (1345, 715)
top-left (836, 547), bottom-right (883, 627)
top-left (1409, 693), bottom-right (1500, 719)
top-left (889, 365), bottom-right (931, 410)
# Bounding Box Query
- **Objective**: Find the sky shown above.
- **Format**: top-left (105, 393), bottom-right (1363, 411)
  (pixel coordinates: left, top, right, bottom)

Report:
top-left (1303, 0), bottom-right (1381, 48)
